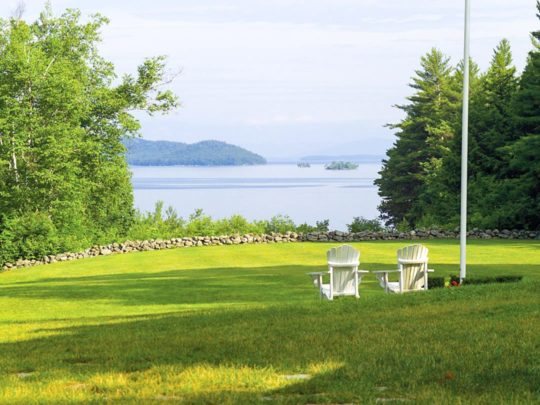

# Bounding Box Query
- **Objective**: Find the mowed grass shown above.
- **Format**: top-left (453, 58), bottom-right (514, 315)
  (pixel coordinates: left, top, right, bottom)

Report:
top-left (0, 240), bottom-right (539, 404)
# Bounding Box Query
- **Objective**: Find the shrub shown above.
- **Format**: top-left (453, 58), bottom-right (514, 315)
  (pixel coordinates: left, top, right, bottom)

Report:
top-left (185, 209), bottom-right (215, 236)
top-left (127, 201), bottom-right (186, 240)
top-left (491, 275), bottom-right (524, 283)
top-left (449, 274), bottom-right (523, 286)
top-left (127, 203), bottom-right (299, 240)
top-left (296, 219), bottom-right (330, 234)
top-left (347, 217), bottom-right (384, 233)
top-left (395, 218), bottom-right (411, 232)
top-left (296, 223), bottom-right (316, 233)
top-left (264, 215), bottom-right (297, 234)
top-left (428, 276), bottom-right (445, 289)
top-left (416, 214), bottom-right (456, 231)
top-left (214, 215), bottom-right (266, 235)
top-left (315, 219), bottom-right (330, 232)
top-left (0, 212), bottom-right (62, 264)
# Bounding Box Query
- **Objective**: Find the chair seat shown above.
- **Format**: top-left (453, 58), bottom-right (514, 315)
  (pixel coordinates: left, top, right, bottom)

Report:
top-left (384, 281), bottom-right (426, 293)
top-left (320, 284), bottom-right (358, 299)
top-left (385, 281), bottom-right (400, 293)
top-left (320, 284), bottom-right (331, 299)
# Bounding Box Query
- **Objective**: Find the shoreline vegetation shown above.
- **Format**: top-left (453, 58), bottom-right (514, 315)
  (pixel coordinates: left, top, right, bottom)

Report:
top-left (2, 201), bottom-right (538, 270)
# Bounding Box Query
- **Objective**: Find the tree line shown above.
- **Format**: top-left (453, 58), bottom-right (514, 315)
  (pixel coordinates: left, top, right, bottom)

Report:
top-left (376, 2), bottom-right (540, 231)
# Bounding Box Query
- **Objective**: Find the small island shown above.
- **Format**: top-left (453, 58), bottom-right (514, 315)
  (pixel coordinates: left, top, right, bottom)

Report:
top-left (297, 162), bottom-right (311, 168)
top-left (325, 161), bottom-right (359, 170)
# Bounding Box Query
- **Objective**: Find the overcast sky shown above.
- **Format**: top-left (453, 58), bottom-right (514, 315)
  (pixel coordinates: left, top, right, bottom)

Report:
top-left (1, 1), bottom-right (538, 159)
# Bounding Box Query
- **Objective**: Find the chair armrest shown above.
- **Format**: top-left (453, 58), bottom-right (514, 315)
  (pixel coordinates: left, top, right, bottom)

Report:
top-left (307, 272), bottom-right (327, 289)
top-left (398, 258), bottom-right (428, 264)
top-left (355, 270), bottom-right (370, 274)
top-left (307, 271), bottom-right (327, 276)
top-left (427, 269), bottom-right (435, 272)
top-left (327, 261), bottom-right (359, 267)
top-left (372, 269), bottom-right (401, 274)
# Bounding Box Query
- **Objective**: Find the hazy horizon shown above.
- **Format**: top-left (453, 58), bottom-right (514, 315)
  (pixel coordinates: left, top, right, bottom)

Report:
top-left (1, 0), bottom-right (537, 159)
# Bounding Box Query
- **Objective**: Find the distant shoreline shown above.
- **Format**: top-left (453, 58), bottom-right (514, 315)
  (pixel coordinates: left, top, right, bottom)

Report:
top-left (128, 162), bottom-right (381, 168)
top-left (268, 156), bottom-right (384, 165)
top-left (124, 138), bottom-right (266, 166)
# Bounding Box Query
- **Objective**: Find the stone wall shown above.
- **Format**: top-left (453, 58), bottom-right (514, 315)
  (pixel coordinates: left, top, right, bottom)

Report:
top-left (303, 229), bottom-right (540, 242)
top-left (2, 233), bottom-right (300, 271)
top-left (2, 228), bottom-right (539, 271)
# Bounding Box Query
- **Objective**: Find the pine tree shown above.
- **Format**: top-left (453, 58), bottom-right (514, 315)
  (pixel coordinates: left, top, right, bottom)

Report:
top-left (471, 39), bottom-right (518, 175)
top-left (502, 2), bottom-right (540, 229)
top-left (375, 49), bottom-right (460, 227)
top-left (427, 40), bottom-right (518, 228)
top-left (416, 58), bottom-right (481, 228)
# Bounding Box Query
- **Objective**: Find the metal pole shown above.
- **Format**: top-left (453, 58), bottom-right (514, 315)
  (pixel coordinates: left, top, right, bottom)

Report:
top-left (460, 0), bottom-right (470, 282)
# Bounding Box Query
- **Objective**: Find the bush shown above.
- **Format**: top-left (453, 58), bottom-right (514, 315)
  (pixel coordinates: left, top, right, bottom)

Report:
top-left (185, 209), bottom-right (216, 236)
top-left (347, 217), bottom-right (384, 233)
top-left (264, 215), bottom-right (297, 234)
top-left (127, 202), bottom-right (287, 240)
top-left (428, 276), bottom-right (445, 288)
top-left (127, 201), bottom-right (186, 240)
top-left (315, 219), bottom-right (330, 232)
top-left (416, 214), bottom-right (456, 231)
top-left (0, 212), bottom-right (62, 264)
top-left (395, 218), bottom-right (411, 232)
top-left (296, 219), bottom-right (330, 234)
top-left (214, 215), bottom-right (266, 235)
top-left (449, 274), bottom-right (523, 286)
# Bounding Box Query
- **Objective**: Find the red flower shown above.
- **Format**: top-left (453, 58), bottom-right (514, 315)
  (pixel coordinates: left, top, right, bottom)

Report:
top-left (444, 371), bottom-right (456, 380)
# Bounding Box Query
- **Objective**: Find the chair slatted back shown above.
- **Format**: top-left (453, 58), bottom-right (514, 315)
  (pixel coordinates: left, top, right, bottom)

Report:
top-left (397, 244), bottom-right (429, 291)
top-left (327, 245), bottom-right (360, 295)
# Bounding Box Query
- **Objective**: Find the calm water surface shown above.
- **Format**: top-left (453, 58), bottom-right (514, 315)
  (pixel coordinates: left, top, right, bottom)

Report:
top-left (130, 164), bottom-right (381, 231)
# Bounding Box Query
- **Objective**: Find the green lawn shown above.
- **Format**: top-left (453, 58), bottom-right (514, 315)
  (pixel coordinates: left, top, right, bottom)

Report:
top-left (0, 240), bottom-right (539, 404)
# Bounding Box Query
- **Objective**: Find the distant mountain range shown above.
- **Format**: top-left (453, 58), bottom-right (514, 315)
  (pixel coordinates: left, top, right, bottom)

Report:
top-left (124, 138), bottom-right (267, 166)
top-left (299, 154), bottom-right (383, 164)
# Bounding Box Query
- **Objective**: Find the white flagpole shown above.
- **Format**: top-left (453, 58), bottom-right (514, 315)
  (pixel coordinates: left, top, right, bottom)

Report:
top-left (460, 0), bottom-right (471, 282)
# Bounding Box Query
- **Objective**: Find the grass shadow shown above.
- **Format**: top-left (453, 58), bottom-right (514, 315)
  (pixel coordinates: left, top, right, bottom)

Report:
top-left (1, 261), bottom-right (539, 308)
top-left (0, 279), bottom-right (538, 402)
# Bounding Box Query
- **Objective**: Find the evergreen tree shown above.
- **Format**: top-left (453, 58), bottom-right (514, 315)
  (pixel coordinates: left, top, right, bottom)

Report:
top-left (376, 3), bottom-right (540, 231)
top-left (502, 2), bottom-right (540, 229)
top-left (375, 49), bottom-right (460, 227)
top-left (471, 39), bottom-right (518, 175)
top-left (427, 40), bottom-right (518, 228)
top-left (416, 58), bottom-right (481, 228)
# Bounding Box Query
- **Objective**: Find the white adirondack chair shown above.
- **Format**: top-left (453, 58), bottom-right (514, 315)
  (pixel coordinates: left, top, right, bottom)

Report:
top-left (373, 244), bottom-right (434, 293)
top-left (308, 245), bottom-right (369, 300)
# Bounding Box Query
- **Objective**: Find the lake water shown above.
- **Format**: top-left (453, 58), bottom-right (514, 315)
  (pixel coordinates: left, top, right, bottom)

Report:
top-left (130, 164), bottom-right (381, 231)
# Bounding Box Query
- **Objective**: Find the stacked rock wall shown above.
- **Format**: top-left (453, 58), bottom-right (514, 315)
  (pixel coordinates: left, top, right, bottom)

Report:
top-left (303, 229), bottom-right (540, 242)
top-left (2, 229), bottom-right (538, 271)
top-left (2, 233), bottom-right (300, 271)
